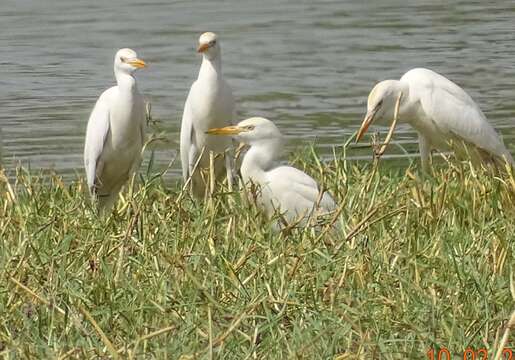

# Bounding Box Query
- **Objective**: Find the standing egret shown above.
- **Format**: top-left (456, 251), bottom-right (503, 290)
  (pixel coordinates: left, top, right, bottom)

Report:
top-left (356, 68), bottom-right (514, 170)
top-left (207, 117), bottom-right (337, 228)
top-left (84, 48), bottom-right (147, 211)
top-left (180, 32), bottom-right (235, 198)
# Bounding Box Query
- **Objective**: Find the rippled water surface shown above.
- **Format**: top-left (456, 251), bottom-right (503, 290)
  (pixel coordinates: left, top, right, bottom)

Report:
top-left (2, 0), bottom-right (515, 180)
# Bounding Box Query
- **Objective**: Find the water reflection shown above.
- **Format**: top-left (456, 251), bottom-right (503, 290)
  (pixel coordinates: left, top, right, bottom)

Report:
top-left (1, 0), bottom-right (514, 180)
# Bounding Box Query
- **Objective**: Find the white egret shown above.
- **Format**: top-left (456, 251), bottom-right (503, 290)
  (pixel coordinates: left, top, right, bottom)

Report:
top-left (84, 48), bottom-right (147, 211)
top-left (207, 117), bottom-right (337, 228)
top-left (180, 32), bottom-right (235, 198)
top-left (356, 68), bottom-right (514, 170)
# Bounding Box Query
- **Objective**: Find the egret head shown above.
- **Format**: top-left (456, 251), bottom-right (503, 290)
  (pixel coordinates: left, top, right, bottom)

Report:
top-left (356, 80), bottom-right (404, 142)
top-left (114, 48), bottom-right (146, 75)
top-left (197, 32), bottom-right (220, 60)
top-left (206, 117), bottom-right (283, 146)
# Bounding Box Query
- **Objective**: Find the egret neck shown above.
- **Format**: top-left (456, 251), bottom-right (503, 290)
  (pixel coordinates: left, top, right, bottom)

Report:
top-left (115, 71), bottom-right (138, 95)
top-left (198, 52), bottom-right (222, 84)
top-left (396, 82), bottom-right (421, 125)
top-left (112, 71), bottom-right (140, 144)
top-left (390, 81), bottom-right (413, 122)
top-left (241, 137), bottom-right (283, 184)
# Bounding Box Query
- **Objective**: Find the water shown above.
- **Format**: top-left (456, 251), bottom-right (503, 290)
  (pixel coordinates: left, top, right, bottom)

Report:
top-left (2, 0), bottom-right (515, 180)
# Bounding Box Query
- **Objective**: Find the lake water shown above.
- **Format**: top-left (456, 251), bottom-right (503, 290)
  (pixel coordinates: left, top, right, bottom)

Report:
top-left (2, 0), bottom-right (515, 180)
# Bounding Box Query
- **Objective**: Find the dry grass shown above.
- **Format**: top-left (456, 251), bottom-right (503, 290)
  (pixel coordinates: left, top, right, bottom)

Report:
top-left (0, 146), bottom-right (514, 359)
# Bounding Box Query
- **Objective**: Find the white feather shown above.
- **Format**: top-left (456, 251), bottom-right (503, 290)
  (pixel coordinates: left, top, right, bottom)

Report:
top-left (180, 32), bottom-right (235, 197)
top-left (215, 117), bottom-right (338, 228)
top-left (403, 68), bottom-right (513, 163)
top-left (83, 48), bottom-right (146, 211)
top-left (362, 68), bottom-right (514, 169)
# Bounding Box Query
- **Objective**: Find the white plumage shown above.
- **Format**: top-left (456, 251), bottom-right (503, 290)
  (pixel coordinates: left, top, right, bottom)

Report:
top-left (357, 68), bottom-right (514, 169)
top-left (84, 48), bottom-right (147, 211)
top-left (180, 32), bottom-right (235, 197)
top-left (207, 117), bottom-right (337, 228)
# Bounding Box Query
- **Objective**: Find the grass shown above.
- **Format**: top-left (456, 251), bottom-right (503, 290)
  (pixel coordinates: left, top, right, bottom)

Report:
top-left (0, 145), bottom-right (514, 359)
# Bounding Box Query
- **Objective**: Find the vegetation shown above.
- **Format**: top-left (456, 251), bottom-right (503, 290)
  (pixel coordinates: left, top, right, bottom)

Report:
top-left (0, 146), bottom-right (514, 359)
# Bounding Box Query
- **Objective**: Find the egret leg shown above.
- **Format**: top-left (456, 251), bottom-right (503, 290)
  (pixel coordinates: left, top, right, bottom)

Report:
top-left (502, 151), bottom-right (515, 168)
top-left (97, 181), bottom-right (123, 215)
top-left (98, 192), bottom-right (118, 215)
top-left (225, 149), bottom-right (235, 191)
top-left (418, 133), bottom-right (432, 172)
top-left (128, 156), bottom-right (143, 181)
top-left (187, 145), bottom-right (205, 198)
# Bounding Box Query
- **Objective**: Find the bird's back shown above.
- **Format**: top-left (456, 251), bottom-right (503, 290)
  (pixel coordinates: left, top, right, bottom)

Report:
top-left (402, 68), bottom-right (513, 164)
top-left (263, 165), bottom-right (336, 223)
top-left (402, 68), bottom-right (481, 113)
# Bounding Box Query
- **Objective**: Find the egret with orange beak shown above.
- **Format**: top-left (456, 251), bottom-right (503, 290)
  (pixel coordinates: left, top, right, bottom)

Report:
top-left (180, 32), bottom-right (235, 198)
top-left (356, 68), bottom-right (513, 170)
top-left (84, 48), bottom-right (147, 211)
top-left (207, 117), bottom-right (337, 228)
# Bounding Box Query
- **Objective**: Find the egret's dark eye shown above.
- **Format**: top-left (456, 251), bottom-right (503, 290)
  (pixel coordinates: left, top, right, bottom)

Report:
top-left (209, 40), bottom-right (217, 46)
top-left (376, 99), bottom-right (383, 109)
top-left (244, 125), bottom-right (255, 131)
top-left (120, 56), bottom-right (127, 63)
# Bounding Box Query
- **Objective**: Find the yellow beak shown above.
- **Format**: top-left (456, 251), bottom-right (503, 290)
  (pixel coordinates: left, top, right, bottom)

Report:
top-left (355, 107), bottom-right (378, 142)
top-left (127, 58), bottom-right (147, 68)
top-left (197, 43), bottom-right (210, 53)
top-left (206, 126), bottom-right (244, 135)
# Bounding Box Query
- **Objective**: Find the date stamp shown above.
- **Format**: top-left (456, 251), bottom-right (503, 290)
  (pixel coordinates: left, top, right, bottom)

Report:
top-left (427, 347), bottom-right (513, 359)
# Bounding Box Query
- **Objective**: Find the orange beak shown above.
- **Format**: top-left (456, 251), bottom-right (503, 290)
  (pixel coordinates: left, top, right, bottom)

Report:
top-left (206, 125), bottom-right (245, 135)
top-left (197, 43), bottom-right (210, 53)
top-left (355, 107), bottom-right (378, 143)
top-left (127, 58), bottom-right (147, 69)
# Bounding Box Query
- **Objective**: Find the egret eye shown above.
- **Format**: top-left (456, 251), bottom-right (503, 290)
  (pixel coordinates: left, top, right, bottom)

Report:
top-left (244, 125), bottom-right (255, 131)
top-left (209, 40), bottom-right (217, 46)
top-left (120, 56), bottom-right (127, 63)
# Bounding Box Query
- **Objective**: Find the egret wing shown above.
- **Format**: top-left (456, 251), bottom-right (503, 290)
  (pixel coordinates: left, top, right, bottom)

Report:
top-left (180, 95), bottom-right (198, 181)
top-left (405, 68), bottom-right (513, 162)
top-left (84, 93), bottom-right (111, 192)
top-left (267, 166), bottom-right (336, 215)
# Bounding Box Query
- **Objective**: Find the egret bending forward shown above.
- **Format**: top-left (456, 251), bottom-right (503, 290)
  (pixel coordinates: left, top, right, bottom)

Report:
top-left (84, 48), bottom-right (147, 211)
top-left (181, 32), bottom-right (235, 197)
top-left (207, 117), bottom-right (337, 228)
top-left (357, 68), bottom-right (514, 170)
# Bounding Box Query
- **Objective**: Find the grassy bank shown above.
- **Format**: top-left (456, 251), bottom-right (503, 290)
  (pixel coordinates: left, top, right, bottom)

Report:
top-left (0, 147), bottom-right (514, 359)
